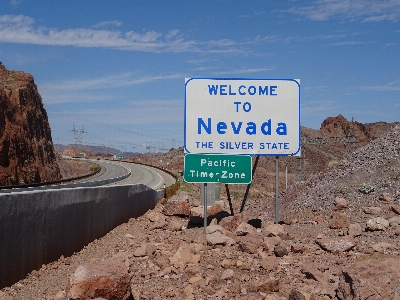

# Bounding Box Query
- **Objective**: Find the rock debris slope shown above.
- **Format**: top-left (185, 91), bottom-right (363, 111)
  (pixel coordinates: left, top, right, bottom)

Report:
top-left (1, 126), bottom-right (400, 300)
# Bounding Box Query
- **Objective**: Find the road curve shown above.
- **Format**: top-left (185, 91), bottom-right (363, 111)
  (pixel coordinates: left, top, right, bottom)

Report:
top-left (82, 160), bottom-right (129, 182)
top-left (78, 159), bottom-right (175, 190)
top-left (1, 158), bottom-right (176, 193)
top-left (111, 161), bottom-right (175, 190)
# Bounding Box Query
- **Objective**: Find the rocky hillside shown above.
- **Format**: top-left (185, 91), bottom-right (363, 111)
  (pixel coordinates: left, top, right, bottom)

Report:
top-left (2, 124), bottom-right (399, 300)
top-left (133, 115), bottom-right (398, 198)
top-left (60, 145), bottom-right (93, 158)
top-left (0, 62), bottom-right (61, 186)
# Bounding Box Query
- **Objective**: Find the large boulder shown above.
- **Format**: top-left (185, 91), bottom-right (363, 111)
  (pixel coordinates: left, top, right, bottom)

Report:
top-left (366, 217), bottom-right (389, 231)
top-left (66, 253), bottom-right (132, 300)
top-left (189, 204), bottom-right (228, 224)
top-left (337, 258), bottom-right (400, 299)
top-left (219, 212), bottom-right (248, 232)
top-left (169, 244), bottom-right (200, 270)
top-left (316, 236), bottom-right (356, 253)
top-left (206, 231), bottom-right (236, 246)
top-left (162, 200), bottom-right (192, 217)
top-left (334, 197), bottom-right (348, 210)
top-left (330, 212), bottom-right (350, 229)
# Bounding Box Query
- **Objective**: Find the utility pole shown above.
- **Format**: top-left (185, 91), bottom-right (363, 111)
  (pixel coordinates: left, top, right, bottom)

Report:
top-left (349, 117), bottom-right (357, 153)
top-left (300, 151), bottom-right (305, 182)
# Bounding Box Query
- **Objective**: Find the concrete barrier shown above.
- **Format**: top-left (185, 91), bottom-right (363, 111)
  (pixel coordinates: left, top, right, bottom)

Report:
top-left (0, 162), bottom-right (132, 194)
top-left (0, 184), bottom-right (159, 288)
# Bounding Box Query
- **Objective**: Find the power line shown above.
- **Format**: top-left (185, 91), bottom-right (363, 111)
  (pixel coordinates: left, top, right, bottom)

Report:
top-left (48, 109), bottom-right (182, 143)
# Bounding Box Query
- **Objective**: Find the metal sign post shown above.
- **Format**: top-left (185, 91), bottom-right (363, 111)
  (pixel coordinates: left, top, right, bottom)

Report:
top-left (203, 183), bottom-right (207, 233)
top-left (275, 156), bottom-right (279, 224)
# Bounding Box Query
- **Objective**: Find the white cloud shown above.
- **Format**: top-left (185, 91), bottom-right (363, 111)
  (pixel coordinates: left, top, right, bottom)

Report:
top-left (303, 85), bottom-right (329, 92)
top-left (302, 100), bottom-right (336, 115)
top-left (212, 67), bottom-right (276, 76)
top-left (165, 29), bottom-right (179, 40)
top-left (328, 41), bottom-right (368, 46)
top-left (289, 0), bottom-right (400, 22)
top-left (41, 91), bottom-right (114, 105)
top-left (0, 14), bottom-right (251, 54)
top-left (92, 20), bottom-right (122, 28)
top-left (0, 14), bottom-right (199, 53)
top-left (207, 39), bottom-right (237, 47)
top-left (0, 14), bottom-right (33, 25)
top-left (71, 99), bottom-right (183, 126)
top-left (361, 79), bottom-right (400, 91)
top-left (41, 72), bottom-right (183, 93)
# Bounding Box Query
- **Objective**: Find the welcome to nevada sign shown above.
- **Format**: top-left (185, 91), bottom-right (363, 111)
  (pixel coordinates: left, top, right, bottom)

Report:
top-left (184, 78), bottom-right (301, 156)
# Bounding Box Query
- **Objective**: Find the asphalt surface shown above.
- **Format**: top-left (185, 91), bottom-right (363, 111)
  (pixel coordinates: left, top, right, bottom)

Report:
top-left (111, 161), bottom-right (175, 190)
top-left (81, 159), bottom-right (175, 190)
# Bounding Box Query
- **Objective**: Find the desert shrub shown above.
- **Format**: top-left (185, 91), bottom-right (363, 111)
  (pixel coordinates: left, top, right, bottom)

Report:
top-left (165, 180), bottom-right (180, 199)
top-left (331, 183), bottom-right (348, 195)
top-left (90, 164), bottom-right (100, 173)
top-left (328, 160), bottom-right (339, 168)
top-left (358, 183), bottom-right (375, 194)
top-left (391, 170), bottom-right (400, 180)
top-left (381, 180), bottom-right (390, 187)
top-left (18, 179), bottom-right (25, 185)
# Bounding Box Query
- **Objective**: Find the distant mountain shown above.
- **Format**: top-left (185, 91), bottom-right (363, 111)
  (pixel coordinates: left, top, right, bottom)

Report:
top-left (54, 144), bottom-right (142, 158)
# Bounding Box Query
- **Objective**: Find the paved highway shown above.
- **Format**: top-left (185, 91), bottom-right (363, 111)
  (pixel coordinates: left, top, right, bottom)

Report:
top-left (113, 162), bottom-right (175, 190)
top-left (82, 159), bottom-right (129, 182)
top-left (0, 158), bottom-right (175, 194)
top-left (80, 159), bottom-right (175, 190)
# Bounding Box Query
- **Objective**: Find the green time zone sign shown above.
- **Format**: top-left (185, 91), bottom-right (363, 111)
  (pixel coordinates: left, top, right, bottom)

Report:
top-left (184, 154), bottom-right (252, 184)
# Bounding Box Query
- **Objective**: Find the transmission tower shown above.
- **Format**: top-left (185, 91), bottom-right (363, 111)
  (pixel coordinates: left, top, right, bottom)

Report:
top-left (146, 145), bottom-right (151, 153)
top-left (70, 123), bottom-right (86, 150)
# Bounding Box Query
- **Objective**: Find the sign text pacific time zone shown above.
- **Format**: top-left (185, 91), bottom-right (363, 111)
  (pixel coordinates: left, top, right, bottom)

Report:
top-left (184, 154), bottom-right (252, 184)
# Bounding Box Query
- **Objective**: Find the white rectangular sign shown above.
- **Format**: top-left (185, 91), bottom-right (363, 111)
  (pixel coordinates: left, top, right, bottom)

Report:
top-left (184, 78), bottom-right (300, 156)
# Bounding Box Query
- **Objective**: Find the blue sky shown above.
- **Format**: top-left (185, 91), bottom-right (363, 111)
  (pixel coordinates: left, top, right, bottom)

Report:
top-left (1, 0), bottom-right (399, 153)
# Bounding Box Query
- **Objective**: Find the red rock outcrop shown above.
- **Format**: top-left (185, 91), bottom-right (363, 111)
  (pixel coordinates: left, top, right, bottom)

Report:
top-left (320, 114), bottom-right (399, 147)
top-left (0, 62), bottom-right (61, 186)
